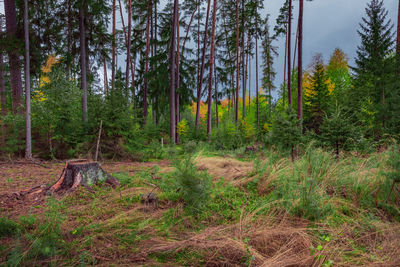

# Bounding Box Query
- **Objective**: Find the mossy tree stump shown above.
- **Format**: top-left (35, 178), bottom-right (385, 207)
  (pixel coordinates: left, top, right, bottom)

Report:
top-left (16, 160), bottom-right (119, 198)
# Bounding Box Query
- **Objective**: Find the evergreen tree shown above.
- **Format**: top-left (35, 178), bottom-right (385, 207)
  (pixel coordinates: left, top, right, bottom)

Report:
top-left (353, 0), bottom-right (395, 134)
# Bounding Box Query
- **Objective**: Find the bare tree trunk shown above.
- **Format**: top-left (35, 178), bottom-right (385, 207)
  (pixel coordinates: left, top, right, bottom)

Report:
top-left (297, 0), bottom-right (303, 121)
top-left (215, 56), bottom-right (219, 128)
top-left (118, 0), bottom-right (135, 86)
top-left (4, 0), bottom-right (23, 114)
top-left (293, 22), bottom-right (299, 72)
top-left (235, 0), bottom-right (240, 123)
top-left (241, 1), bottom-right (245, 119)
top-left (283, 23), bottom-right (287, 107)
top-left (397, 0), bottom-right (400, 54)
top-left (24, 0), bottom-right (32, 159)
top-left (125, 0), bottom-right (132, 89)
top-left (255, 13), bottom-right (259, 129)
top-left (207, 0), bottom-right (217, 140)
top-left (181, 5), bottom-right (198, 55)
top-left (195, 0), bottom-right (211, 130)
top-left (382, 81), bottom-right (385, 128)
top-left (248, 55), bottom-right (251, 111)
top-left (102, 44), bottom-right (108, 94)
top-left (67, 0), bottom-right (72, 78)
top-left (170, 0), bottom-right (178, 143)
top-left (244, 33), bottom-right (250, 115)
top-left (79, 0), bottom-right (88, 123)
top-left (0, 17), bottom-right (7, 146)
top-left (288, 0), bottom-right (292, 107)
top-left (144, 1), bottom-right (151, 123)
top-left (175, 5), bottom-right (180, 143)
top-left (112, 0), bottom-right (116, 90)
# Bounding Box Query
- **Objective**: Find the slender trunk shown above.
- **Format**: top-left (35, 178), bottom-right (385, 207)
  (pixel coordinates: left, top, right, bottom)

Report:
top-left (0, 17), bottom-right (7, 145)
top-left (144, 1), bottom-right (151, 122)
top-left (102, 44), bottom-right (108, 94)
top-left (297, 0), bottom-right (303, 121)
top-left (175, 5), bottom-right (180, 143)
top-left (196, 0), bottom-right (200, 100)
top-left (118, 0), bottom-right (135, 85)
top-left (215, 56), bottom-right (219, 128)
top-left (195, 0), bottom-right (211, 129)
top-left (207, 0), bottom-right (217, 140)
top-left (293, 22), bottom-right (299, 72)
top-left (235, 0), bottom-right (240, 123)
top-left (255, 13), bottom-right (259, 128)
top-left (382, 81), bottom-right (385, 128)
top-left (0, 49), bottom-right (6, 146)
top-left (112, 0), bottom-right (116, 90)
top-left (170, 0), bottom-right (178, 142)
top-left (244, 34), bottom-right (250, 115)
top-left (397, 0), bottom-right (400, 54)
top-left (79, 0), bottom-right (88, 123)
top-left (67, 0), bottom-right (72, 78)
top-left (126, 0), bottom-right (132, 88)
top-left (181, 5), bottom-right (198, 56)
top-left (241, 1), bottom-right (245, 119)
top-left (248, 55), bottom-right (251, 110)
top-left (283, 23), bottom-right (287, 107)
top-left (4, 0), bottom-right (23, 114)
top-left (24, 0), bottom-right (32, 159)
top-left (288, 0), bottom-right (292, 107)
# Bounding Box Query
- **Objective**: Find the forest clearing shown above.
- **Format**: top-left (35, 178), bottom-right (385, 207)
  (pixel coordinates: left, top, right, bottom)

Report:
top-left (1, 147), bottom-right (400, 266)
top-left (1, 0), bottom-right (400, 265)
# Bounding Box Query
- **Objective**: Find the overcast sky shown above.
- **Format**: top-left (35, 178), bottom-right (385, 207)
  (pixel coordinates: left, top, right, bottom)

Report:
top-left (0, 0), bottom-right (397, 99)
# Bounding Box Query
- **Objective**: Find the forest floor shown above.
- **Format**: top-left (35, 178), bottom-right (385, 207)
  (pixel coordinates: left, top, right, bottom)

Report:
top-left (1, 150), bottom-right (400, 266)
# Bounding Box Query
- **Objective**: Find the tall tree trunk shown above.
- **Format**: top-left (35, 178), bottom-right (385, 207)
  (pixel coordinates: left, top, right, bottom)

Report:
top-left (382, 81), bottom-right (385, 128)
top-left (67, 0), bottom-right (72, 78)
top-left (241, 0), bottom-right (245, 119)
top-left (244, 33), bottom-right (250, 114)
top-left (195, 0), bottom-right (211, 129)
top-left (207, 0), bottom-right (217, 140)
top-left (80, 0), bottom-right (88, 123)
top-left (215, 56), bottom-right (219, 128)
top-left (144, 1), bottom-right (151, 123)
top-left (397, 0), bottom-right (400, 54)
top-left (255, 12), bottom-right (259, 129)
top-left (248, 54), bottom-right (251, 110)
top-left (112, 0), bottom-right (116, 90)
top-left (175, 4), bottom-right (180, 143)
top-left (102, 44), bottom-right (108, 94)
top-left (4, 0), bottom-right (23, 114)
top-left (288, 0), bottom-right (292, 107)
top-left (283, 23), bottom-right (287, 106)
top-left (24, 0), bottom-right (32, 159)
top-left (293, 22), bottom-right (299, 72)
top-left (170, 0), bottom-right (178, 142)
top-left (297, 0), bottom-right (303, 121)
top-left (125, 0), bottom-right (132, 89)
top-left (235, 0), bottom-right (240, 123)
top-left (197, 0), bottom-right (200, 103)
top-left (0, 17), bottom-right (7, 146)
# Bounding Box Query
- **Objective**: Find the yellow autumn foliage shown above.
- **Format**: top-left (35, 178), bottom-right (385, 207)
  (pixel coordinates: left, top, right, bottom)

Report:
top-left (177, 119), bottom-right (188, 137)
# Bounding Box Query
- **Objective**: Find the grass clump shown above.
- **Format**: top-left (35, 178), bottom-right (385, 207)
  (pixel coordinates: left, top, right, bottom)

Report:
top-left (0, 217), bottom-right (20, 238)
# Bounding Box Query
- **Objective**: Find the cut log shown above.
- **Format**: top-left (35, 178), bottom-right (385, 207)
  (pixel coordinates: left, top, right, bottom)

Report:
top-left (14, 160), bottom-right (119, 199)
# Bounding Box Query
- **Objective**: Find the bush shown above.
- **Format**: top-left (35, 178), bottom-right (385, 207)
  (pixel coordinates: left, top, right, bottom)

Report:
top-left (0, 217), bottom-right (19, 238)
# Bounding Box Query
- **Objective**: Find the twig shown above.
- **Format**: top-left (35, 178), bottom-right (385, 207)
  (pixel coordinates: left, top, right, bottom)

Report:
top-left (95, 120), bottom-right (103, 162)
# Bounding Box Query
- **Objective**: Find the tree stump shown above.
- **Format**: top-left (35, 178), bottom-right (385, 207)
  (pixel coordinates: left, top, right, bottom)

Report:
top-left (15, 160), bottom-right (119, 199)
top-left (49, 160), bottom-right (119, 193)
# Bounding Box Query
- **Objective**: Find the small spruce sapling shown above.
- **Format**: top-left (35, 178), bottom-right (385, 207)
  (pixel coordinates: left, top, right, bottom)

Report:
top-left (271, 108), bottom-right (302, 161)
top-left (319, 105), bottom-right (356, 159)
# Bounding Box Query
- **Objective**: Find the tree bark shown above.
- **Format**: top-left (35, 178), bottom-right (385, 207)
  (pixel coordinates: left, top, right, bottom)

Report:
top-left (24, 0), bottom-right (32, 160)
top-left (235, 0), bottom-right (240, 123)
top-left (397, 0), bottom-right (400, 54)
top-left (241, 0), bottom-right (245, 119)
top-left (175, 5), bottom-right (180, 143)
top-left (170, 0), bottom-right (178, 143)
top-left (79, 0), bottom-right (88, 123)
top-left (195, 0), bottom-right (211, 130)
top-left (288, 0), bottom-right (292, 107)
top-left (283, 23), bottom-right (287, 106)
top-left (255, 12), bottom-right (259, 129)
top-left (125, 0), bottom-right (132, 89)
top-left (207, 0), bottom-right (217, 140)
top-left (4, 0), bottom-right (23, 114)
top-left (144, 0), bottom-right (151, 123)
top-left (112, 0), bottom-right (116, 90)
top-left (0, 17), bottom-right (7, 146)
top-left (297, 0), bottom-right (303, 121)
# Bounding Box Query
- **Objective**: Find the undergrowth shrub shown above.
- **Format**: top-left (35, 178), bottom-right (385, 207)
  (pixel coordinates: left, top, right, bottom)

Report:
top-left (0, 217), bottom-right (20, 238)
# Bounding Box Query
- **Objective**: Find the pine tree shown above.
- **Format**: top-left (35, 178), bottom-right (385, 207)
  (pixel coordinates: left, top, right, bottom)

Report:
top-left (353, 0), bottom-right (394, 132)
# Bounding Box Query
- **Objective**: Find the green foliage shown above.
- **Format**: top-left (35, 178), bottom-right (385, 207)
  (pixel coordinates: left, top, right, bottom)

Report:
top-left (173, 154), bottom-right (212, 214)
top-left (0, 217), bottom-right (19, 238)
top-left (211, 116), bottom-right (243, 150)
top-left (0, 113), bottom-right (25, 156)
top-left (268, 108), bottom-right (302, 159)
top-left (319, 105), bottom-right (358, 157)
